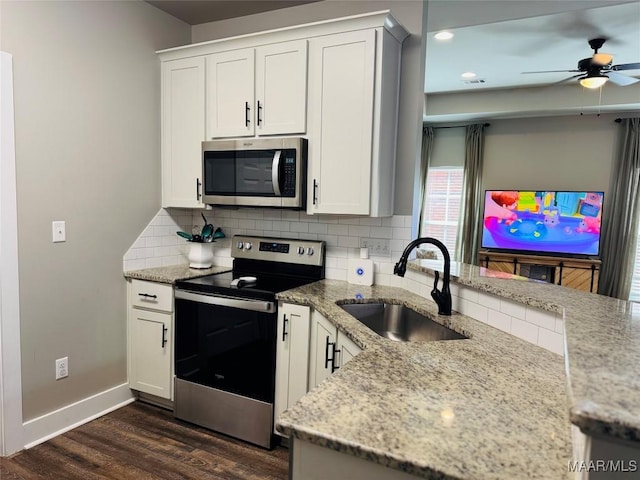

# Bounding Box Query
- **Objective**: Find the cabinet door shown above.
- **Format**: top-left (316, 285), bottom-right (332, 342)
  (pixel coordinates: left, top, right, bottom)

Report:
top-left (129, 307), bottom-right (172, 400)
top-left (275, 303), bottom-right (311, 431)
top-left (255, 40), bottom-right (307, 136)
top-left (206, 48), bottom-right (255, 138)
top-left (308, 310), bottom-right (337, 390)
top-left (161, 57), bottom-right (205, 208)
top-left (337, 330), bottom-right (362, 368)
top-left (559, 267), bottom-right (599, 292)
top-left (307, 30), bottom-right (376, 215)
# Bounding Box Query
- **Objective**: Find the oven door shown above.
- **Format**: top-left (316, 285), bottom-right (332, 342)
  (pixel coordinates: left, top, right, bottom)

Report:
top-left (174, 291), bottom-right (277, 403)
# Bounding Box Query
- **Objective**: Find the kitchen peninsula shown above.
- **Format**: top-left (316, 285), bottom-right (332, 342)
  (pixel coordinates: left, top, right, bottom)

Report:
top-left (276, 259), bottom-right (640, 479)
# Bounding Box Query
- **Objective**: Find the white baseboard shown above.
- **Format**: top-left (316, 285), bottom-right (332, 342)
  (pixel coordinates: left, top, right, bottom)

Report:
top-left (22, 383), bottom-right (135, 450)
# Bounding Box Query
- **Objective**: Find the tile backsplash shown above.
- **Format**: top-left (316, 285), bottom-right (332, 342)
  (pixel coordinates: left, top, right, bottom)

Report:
top-left (123, 206), bottom-right (564, 355)
top-left (122, 208), bottom-right (194, 271)
top-left (123, 207), bottom-right (415, 282)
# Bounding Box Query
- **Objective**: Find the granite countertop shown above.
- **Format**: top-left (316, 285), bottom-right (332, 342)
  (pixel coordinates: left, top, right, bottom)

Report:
top-left (123, 264), bottom-right (230, 284)
top-left (409, 259), bottom-right (640, 443)
top-left (276, 280), bottom-right (572, 480)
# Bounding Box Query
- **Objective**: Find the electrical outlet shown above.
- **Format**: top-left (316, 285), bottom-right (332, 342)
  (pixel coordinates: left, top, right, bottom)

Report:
top-left (52, 221), bottom-right (66, 243)
top-left (55, 357), bottom-right (68, 380)
top-left (360, 238), bottom-right (391, 257)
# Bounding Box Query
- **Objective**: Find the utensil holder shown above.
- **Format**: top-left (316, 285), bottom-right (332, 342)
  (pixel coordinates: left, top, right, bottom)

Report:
top-left (188, 242), bottom-right (214, 269)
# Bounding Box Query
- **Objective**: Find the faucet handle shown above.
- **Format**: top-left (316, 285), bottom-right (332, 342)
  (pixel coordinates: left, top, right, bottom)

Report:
top-left (432, 270), bottom-right (440, 292)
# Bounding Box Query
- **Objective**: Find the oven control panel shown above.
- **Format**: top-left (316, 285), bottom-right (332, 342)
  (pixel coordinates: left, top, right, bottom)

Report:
top-left (232, 235), bottom-right (325, 267)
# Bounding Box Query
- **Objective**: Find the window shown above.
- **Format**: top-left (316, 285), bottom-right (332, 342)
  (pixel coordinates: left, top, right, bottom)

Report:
top-left (629, 226), bottom-right (640, 302)
top-left (420, 167), bottom-right (464, 257)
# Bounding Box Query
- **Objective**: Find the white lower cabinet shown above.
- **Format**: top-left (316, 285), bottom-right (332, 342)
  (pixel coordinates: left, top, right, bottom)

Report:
top-left (309, 310), bottom-right (362, 390)
top-left (128, 279), bottom-right (174, 400)
top-left (274, 302), bottom-right (311, 433)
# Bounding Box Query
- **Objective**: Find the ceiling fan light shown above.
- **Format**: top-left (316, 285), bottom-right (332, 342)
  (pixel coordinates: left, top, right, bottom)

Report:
top-left (579, 75), bottom-right (608, 89)
top-left (593, 53), bottom-right (613, 66)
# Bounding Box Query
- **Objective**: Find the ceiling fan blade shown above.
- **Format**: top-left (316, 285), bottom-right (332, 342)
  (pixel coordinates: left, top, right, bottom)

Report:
top-left (611, 62), bottom-right (640, 71)
top-left (548, 74), bottom-right (584, 87)
top-left (521, 69), bottom-right (579, 74)
top-left (607, 71), bottom-right (640, 86)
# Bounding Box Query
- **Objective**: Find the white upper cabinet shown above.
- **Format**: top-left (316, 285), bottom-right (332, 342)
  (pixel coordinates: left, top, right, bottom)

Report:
top-left (161, 57), bottom-right (205, 208)
top-left (307, 30), bottom-right (376, 215)
top-left (307, 26), bottom-right (405, 217)
top-left (206, 40), bottom-right (307, 139)
top-left (157, 11), bottom-right (407, 214)
top-left (255, 40), bottom-right (307, 136)
top-left (206, 48), bottom-right (255, 138)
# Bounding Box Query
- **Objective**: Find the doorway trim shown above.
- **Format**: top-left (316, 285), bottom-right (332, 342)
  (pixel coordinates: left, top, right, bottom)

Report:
top-left (0, 50), bottom-right (25, 456)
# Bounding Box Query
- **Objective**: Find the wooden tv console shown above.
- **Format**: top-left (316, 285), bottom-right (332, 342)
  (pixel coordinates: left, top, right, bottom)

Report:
top-left (477, 251), bottom-right (600, 293)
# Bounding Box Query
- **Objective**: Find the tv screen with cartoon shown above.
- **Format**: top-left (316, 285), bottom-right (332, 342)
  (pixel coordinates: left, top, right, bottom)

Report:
top-left (481, 190), bottom-right (603, 256)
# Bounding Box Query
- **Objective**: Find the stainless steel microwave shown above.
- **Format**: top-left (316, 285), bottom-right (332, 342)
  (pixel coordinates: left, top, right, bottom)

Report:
top-left (202, 137), bottom-right (307, 209)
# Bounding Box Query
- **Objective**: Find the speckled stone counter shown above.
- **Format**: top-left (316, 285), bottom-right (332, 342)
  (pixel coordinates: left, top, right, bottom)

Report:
top-left (123, 264), bottom-right (230, 284)
top-left (276, 280), bottom-right (572, 480)
top-left (408, 259), bottom-right (640, 443)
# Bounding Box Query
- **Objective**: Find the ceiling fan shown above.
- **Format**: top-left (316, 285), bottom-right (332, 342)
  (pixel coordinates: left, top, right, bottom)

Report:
top-left (523, 38), bottom-right (640, 89)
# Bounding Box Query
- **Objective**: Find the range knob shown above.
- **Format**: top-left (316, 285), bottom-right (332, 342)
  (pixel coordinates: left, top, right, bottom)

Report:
top-left (297, 246), bottom-right (305, 255)
top-left (244, 242), bottom-right (252, 251)
top-left (236, 241), bottom-right (244, 249)
top-left (306, 247), bottom-right (314, 256)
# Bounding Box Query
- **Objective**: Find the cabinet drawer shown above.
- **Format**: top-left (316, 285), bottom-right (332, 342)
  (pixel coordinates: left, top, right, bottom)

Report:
top-left (130, 279), bottom-right (173, 312)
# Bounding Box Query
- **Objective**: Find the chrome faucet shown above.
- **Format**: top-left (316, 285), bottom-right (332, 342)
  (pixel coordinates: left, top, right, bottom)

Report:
top-left (393, 237), bottom-right (452, 316)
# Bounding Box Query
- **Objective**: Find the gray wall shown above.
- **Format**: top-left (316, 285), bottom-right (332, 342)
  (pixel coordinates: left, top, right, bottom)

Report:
top-left (483, 114), bottom-right (617, 193)
top-left (0, 0), bottom-right (190, 420)
top-left (431, 113), bottom-right (617, 195)
top-left (193, 0), bottom-right (425, 215)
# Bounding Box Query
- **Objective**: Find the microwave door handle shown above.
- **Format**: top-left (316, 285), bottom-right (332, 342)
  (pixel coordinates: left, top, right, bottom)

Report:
top-left (272, 150), bottom-right (282, 196)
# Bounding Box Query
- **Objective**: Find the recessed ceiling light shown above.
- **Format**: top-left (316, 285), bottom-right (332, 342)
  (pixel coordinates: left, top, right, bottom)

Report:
top-left (461, 72), bottom-right (477, 79)
top-left (434, 31), bottom-right (454, 41)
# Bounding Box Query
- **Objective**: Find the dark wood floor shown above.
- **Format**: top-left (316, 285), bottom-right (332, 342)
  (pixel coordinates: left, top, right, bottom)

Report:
top-left (0, 401), bottom-right (289, 479)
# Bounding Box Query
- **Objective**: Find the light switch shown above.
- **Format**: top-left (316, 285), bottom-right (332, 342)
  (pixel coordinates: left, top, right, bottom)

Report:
top-left (52, 221), bottom-right (66, 243)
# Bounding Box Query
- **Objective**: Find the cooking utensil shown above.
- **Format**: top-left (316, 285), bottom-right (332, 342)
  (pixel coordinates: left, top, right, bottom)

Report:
top-left (177, 231), bottom-right (193, 241)
top-left (202, 224), bottom-right (214, 241)
top-left (213, 227), bottom-right (226, 239)
top-left (200, 212), bottom-right (214, 240)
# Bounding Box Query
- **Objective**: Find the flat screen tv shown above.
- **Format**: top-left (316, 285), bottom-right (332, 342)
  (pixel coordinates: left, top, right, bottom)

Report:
top-left (481, 190), bottom-right (603, 257)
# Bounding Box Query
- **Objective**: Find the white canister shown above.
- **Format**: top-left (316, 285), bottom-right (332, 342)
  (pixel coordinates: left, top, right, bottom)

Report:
top-left (188, 242), bottom-right (214, 269)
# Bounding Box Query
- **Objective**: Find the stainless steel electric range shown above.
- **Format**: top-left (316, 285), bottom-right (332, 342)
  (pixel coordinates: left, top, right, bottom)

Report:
top-left (173, 235), bottom-right (325, 449)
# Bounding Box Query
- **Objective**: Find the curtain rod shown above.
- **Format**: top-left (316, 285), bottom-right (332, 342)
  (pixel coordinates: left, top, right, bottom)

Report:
top-left (426, 123), bottom-right (490, 129)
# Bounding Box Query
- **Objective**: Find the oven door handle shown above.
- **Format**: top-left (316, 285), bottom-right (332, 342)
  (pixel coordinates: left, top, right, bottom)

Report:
top-left (271, 150), bottom-right (282, 197)
top-left (175, 290), bottom-right (276, 313)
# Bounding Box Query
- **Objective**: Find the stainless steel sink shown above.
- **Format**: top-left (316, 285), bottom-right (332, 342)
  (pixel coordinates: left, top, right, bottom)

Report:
top-left (340, 303), bottom-right (467, 342)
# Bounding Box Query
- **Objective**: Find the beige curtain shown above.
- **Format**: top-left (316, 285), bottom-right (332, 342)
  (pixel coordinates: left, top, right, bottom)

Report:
top-left (456, 124), bottom-right (486, 264)
top-left (418, 126), bottom-right (435, 234)
top-left (598, 118), bottom-right (640, 299)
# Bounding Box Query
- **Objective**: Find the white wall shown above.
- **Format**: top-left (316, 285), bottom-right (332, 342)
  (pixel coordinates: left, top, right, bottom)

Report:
top-left (483, 113), bottom-right (617, 193)
top-left (0, 0), bottom-right (190, 423)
